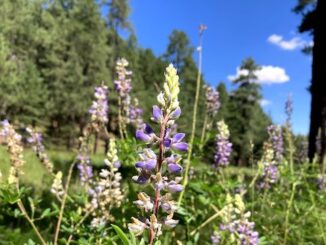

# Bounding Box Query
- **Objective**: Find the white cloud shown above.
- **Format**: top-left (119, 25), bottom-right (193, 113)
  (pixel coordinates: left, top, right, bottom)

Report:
top-left (227, 65), bottom-right (290, 85)
top-left (267, 34), bottom-right (307, 50)
top-left (260, 99), bottom-right (271, 107)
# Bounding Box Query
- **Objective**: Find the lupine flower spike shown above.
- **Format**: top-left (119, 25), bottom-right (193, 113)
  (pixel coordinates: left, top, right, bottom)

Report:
top-left (285, 94), bottom-right (293, 129)
top-left (213, 120), bottom-right (232, 169)
top-left (267, 125), bottom-right (283, 164)
top-left (129, 98), bottom-right (144, 129)
top-left (205, 85), bottom-right (220, 118)
top-left (26, 127), bottom-right (54, 174)
top-left (258, 142), bottom-right (278, 189)
top-left (87, 138), bottom-right (123, 227)
top-left (211, 194), bottom-right (259, 245)
top-left (200, 86), bottom-right (220, 145)
top-left (89, 84), bottom-right (109, 130)
top-left (129, 64), bottom-right (188, 244)
top-left (0, 120), bottom-right (25, 185)
top-left (114, 58), bottom-right (133, 137)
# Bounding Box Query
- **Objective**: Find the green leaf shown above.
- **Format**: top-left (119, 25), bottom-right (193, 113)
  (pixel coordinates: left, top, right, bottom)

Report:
top-left (26, 239), bottom-right (36, 245)
top-left (154, 241), bottom-right (161, 245)
top-left (40, 208), bottom-right (51, 219)
top-left (130, 231), bottom-right (137, 245)
top-left (111, 224), bottom-right (130, 245)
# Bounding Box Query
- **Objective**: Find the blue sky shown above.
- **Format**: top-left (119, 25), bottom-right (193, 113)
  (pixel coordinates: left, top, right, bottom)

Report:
top-left (129, 0), bottom-right (312, 135)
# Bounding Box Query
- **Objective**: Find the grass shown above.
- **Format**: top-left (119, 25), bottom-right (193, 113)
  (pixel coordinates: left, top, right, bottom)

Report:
top-left (0, 145), bottom-right (107, 192)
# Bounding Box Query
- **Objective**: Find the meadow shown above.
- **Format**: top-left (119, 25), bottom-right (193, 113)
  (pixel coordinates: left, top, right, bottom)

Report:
top-left (1, 0), bottom-right (325, 244)
top-left (1, 63), bottom-right (326, 245)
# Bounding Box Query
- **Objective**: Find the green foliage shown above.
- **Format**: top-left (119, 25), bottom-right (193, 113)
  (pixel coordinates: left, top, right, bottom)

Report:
top-left (226, 58), bottom-right (271, 165)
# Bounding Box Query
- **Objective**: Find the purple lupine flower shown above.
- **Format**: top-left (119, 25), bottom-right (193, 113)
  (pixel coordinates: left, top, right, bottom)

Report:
top-left (89, 85), bottom-right (108, 125)
top-left (258, 163), bottom-right (278, 189)
top-left (164, 133), bottom-right (188, 152)
top-left (114, 58), bottom-right (133, 128)
top-left (167, 181), bottom-right (183, 193)
top-left (26, 127), bottom-right (53, 173)
top-left (114, 58), bottom-right (132, 96)
top-left (166, 154), bottom-right (183, 174)
top-left (0, 120), bottom-right (25, 184)
top-left (129, 64), bottom-right (186, 240)
top-left (86, 138), bottom-right (123, 225)
top-left (285, 94), bottom-right (293, 128)
top-left (135, 148), bottom-right (157, 171)
top-left (236, 221), bottom-right (259, 245)
top-left (77, 154), bottom-right (93, 185)
top-left (214, 194), bottom-right (259, 245)
top-left (204, 85), bottom-right (220, 117)
top-left (136, 124), bottom-right (157, 143)
top-left (129, 98), bottom-right (144, 128)
top-left (267, 125), bottom-right (283, 163)
top-left (213, 121), bottom-right (232, 168)
top-left (211, 231), bottom-right (221, 245)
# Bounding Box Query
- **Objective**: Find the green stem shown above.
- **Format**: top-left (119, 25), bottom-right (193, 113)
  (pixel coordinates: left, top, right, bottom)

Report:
top-left (17, 200), bottom-right (46, 245)
top-left (286, 127), bottom-right (294, 175)
top-left (67, 209), bottom-right (92, 245)
top-left (190, 204), bottom-right (222, 236)
top-left (54, 160), bottom-right (76, 245)
top-left (118, 96), bottom-right (124, 140)
top-left (179, 31), bottom-right (204, 205)
top-left (199, 110), bottom-right (208, 149)
top-left (283, 183), bottom-right (297, 245)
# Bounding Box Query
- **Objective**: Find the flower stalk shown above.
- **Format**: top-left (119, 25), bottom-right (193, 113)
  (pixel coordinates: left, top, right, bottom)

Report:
top-left (128, 64), bottom-right (187, 244)
top-left (180, 24), bottom-right (207, 204)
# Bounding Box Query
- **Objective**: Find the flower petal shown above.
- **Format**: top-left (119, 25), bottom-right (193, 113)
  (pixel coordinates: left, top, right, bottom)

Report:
top-left (170, 107), bottom-right (181, 119)
top-left (164, 138), bottom-right (172, 147)
top-left (145, 159), bottom-right (156, 171)
top-left (135, 161), bottom-right (146, 168)
top-left (168, 163), bottom-right (183, 173)
top-left (136, 130), bottom-right (151, 142)
top-left (152, 105), bottom-right (163, 122)
top-left (168, 183), bottom-right (183, 193)
top-left (172, 133), bottom-right (185, 142)
top-left (172, 142), bottom-right (188, 152)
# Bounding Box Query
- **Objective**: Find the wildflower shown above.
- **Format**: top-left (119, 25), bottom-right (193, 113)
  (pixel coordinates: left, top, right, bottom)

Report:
top-left (26, 127), bottom-right (53, 173)
top-left (258, 143), bottom-right (279, 189)
top-left (77, 154), bottom-right (93, 186)
top-left (89, 85), bottom-right (109, 127)
top-left (134, 192), bottom-right (154, 212)
top-left (90, 217), bottom-right (106, 229)
top-left (213, 121), bottom-right (232, 168)
top-left (129, 64), bottom-right (188, 243)
top-left (129, 98), bottom-right (144, 128)
top-left (128, 217), bottom-right (147, 236)
top-left (212, 194), bottom-right (259, 245)
top-left (115, 58), bottom-right (133, 132)
top-left (164, 133), bottom-right (188, 152)
top-left (267, 125), bottom-right (283, 163)
top-left (285, 94), bottom-right (293, 128)
top-left (87, 138), bottom-right (123, 223)
top-left (136, 124), bottom-right (157, 143)
top-left (211, 231), bottom-right (221, 244)
top-left (204, 85), bottom-right (220, 117)
top-left (0, 120), bottom-right (25, 185)
top-left (51, 171), bottom-right (64, 198)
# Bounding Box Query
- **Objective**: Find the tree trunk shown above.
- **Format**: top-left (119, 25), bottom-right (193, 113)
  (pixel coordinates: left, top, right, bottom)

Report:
top-left (308, 0), bottom-right (326, 163)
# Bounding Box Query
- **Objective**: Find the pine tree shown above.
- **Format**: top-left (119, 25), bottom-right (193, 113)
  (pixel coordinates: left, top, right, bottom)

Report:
top-left (227, 58), bottom-right (270, 165)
